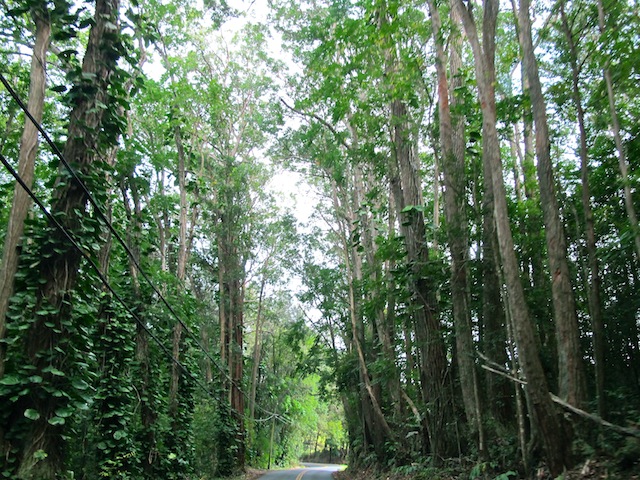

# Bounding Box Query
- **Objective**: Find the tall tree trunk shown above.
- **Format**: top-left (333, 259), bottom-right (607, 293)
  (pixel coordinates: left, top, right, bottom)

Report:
top-left (427, 0), bottom-right (482, 452)
top-left (249, 269), bottom-right (268, 422)
top-left (331, 178), bottom-right (394, 460)
top-left (2, 1), bottom-right (121, 477)
top-left (480, 154), bottom-right (512, 423)
top-left (558, 0), bottom-right (606, 418)
top-left (169, 123), bottom-right (188, 415)
top-left (0, 4), bottom-right (51, 378)
top-left (350, 125), bottom-right (404, 424)
top-left (390, 98), bottom-right (454, 460)
top-left (516, 0), bottom-right (586, 408)
top-left (121, 176), bottom-right (158, 475)
top-left (217, 165), bottom-right (246, 473)
top-left (596, 0), bottom-right (640, 261)
top-left (511, 39), bottom-right (549, 336)
top-left (452, 0), bottom-right (572, 474)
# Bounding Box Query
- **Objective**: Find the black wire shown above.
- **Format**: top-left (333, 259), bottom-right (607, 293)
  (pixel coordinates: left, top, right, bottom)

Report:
top-left (0, 151), bottom-right (214, 398)
top-left (0, 72), bottom-right (231, 388)
top-left (0, 74), bottom-right (289, 423)
top-left (0, 72), bottom-right (211, 362)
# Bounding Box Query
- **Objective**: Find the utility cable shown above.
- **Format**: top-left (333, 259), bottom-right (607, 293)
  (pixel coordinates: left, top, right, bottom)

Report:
top-left (0, 72), bottom-right (230, 386)
top-left (0, 151), bottom-right (213, 398)
top-left (0, 74), bottom-right (290, 424)
top-left (1, 152), bottom-right (289, 425)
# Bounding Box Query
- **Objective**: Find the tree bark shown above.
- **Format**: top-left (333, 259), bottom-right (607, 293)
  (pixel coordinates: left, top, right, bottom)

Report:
top-left (596, 0), bottom-right (640, 261)
top-left (331, 177), bottom-right (394, 459)
top-left (516, 0), bottom-right (586, 408)
top-left (452, 0), bottom-right (572, 474)
top-left (249, 268), bottom-right (267, 422)
top-left (217, 160), bottom-right (246, 473)
top-left (427, 0), bottom-right (482, 451)
top-left (0, 4), bottom-right (51, 378)
top-left (169, 123), bottom-right (188, 415)
top-left (558, 0), bottom-right (606, 418)
top-left (389, 98), bottom-right (454, 460)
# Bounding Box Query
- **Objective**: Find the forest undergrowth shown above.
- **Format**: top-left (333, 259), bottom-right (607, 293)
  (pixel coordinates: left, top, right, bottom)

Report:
top-left (334, 455), bottom-right (640, 480)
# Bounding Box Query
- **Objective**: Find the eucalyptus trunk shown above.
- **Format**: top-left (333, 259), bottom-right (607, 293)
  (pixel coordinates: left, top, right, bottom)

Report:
top-left (352, 133), bottom-right (404, 423)
top-left (427, 0), bottom-right (482, 451)
top-left (0, 4), bottom-right (51, 378)
top-left (249, 269), bottom-right (268, 421)
top-left (596, 0), bottom-right (640, 261)
top-left (331, 177), bottom-right (394, 460)
top-left (516, 0), bottom-right (586, 408)
top-left (390, 99), bottom-right (454, 460)
top-left (452, 0), bottom-right (572, 474)
top-left (558, 0), bottom-right (606, 417)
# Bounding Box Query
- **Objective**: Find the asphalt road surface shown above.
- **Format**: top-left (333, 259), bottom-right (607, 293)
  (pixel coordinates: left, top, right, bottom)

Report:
top-left (257, 463), bottom-right (343, 480)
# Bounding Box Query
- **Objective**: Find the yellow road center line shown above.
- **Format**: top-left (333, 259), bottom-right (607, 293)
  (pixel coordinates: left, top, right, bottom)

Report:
top-left (295, 470), bottom-right (306, 480)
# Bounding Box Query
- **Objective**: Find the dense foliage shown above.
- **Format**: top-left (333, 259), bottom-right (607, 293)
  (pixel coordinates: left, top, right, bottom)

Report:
top-left (0, 0), bottom-right (639, 479)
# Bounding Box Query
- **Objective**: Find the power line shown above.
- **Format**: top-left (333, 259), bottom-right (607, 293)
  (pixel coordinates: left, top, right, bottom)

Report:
top-left (0, 70), bottom-right (224, 375)
top-left (0, 151), bottom-right (213, 398)
top-left (1, 150), bottom-right (290, 425)
top-left (0, 73), bottom-right (289, 424)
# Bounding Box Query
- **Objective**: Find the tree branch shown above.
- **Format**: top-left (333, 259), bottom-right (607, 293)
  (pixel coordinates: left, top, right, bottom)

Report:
top-left (279, 98), bottom-right (351, 151)
top-left (478, 353), bottom-right (640, 438)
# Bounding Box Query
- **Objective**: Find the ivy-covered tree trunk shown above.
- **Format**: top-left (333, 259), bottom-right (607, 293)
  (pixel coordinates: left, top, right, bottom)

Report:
top-left (121, 174), bottom-right (159, 475)
top-left (1, 1), bottom-right (121, 477)
top-left (169, 123), bottom-right (188, 416)
top-left (217, 162), bottom-right (246, 474)
top-left (0, 2), bottom-right (51, 378)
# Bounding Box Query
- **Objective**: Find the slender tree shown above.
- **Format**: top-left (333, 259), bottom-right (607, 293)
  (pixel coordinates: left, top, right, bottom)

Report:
top-left (0, 1), bottom-right (51, 377)
top-left (557, 0), bottom-right (606, 417)
top-left (515, 0), bottom-right (586, 407)
top-left (596, 0), bottom-right (640, 261)
top-left (452, 0), bottom-right (572, 473)
top-left (427, 0), bottom-right (483, 452)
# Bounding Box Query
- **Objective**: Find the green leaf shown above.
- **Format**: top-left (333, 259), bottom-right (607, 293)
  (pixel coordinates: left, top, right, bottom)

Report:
top-left (401, 204), bottom-right (425, 213)
top-left (113, 430), bottom-right (127, 440)
top-left (55, 407), bottom-right (73, 418)
top-left (43, 366), bottom-right (65, 377)
top-left (24, 409), bottom-right (40, 420)
top-left (48, 416), bottom-right (65, 426)
top-left (33, 450), bottom-right (48, 461)
top-left (28, 375), bottom-right (43, 384)
top-left (0, 376), bottom-right (21, 385)
top-left (72, 378), bottom-right (89, 390)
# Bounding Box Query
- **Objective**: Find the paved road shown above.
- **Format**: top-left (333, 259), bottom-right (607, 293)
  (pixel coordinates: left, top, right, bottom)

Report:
top-left (257, 463), bottom-right (343, 480)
